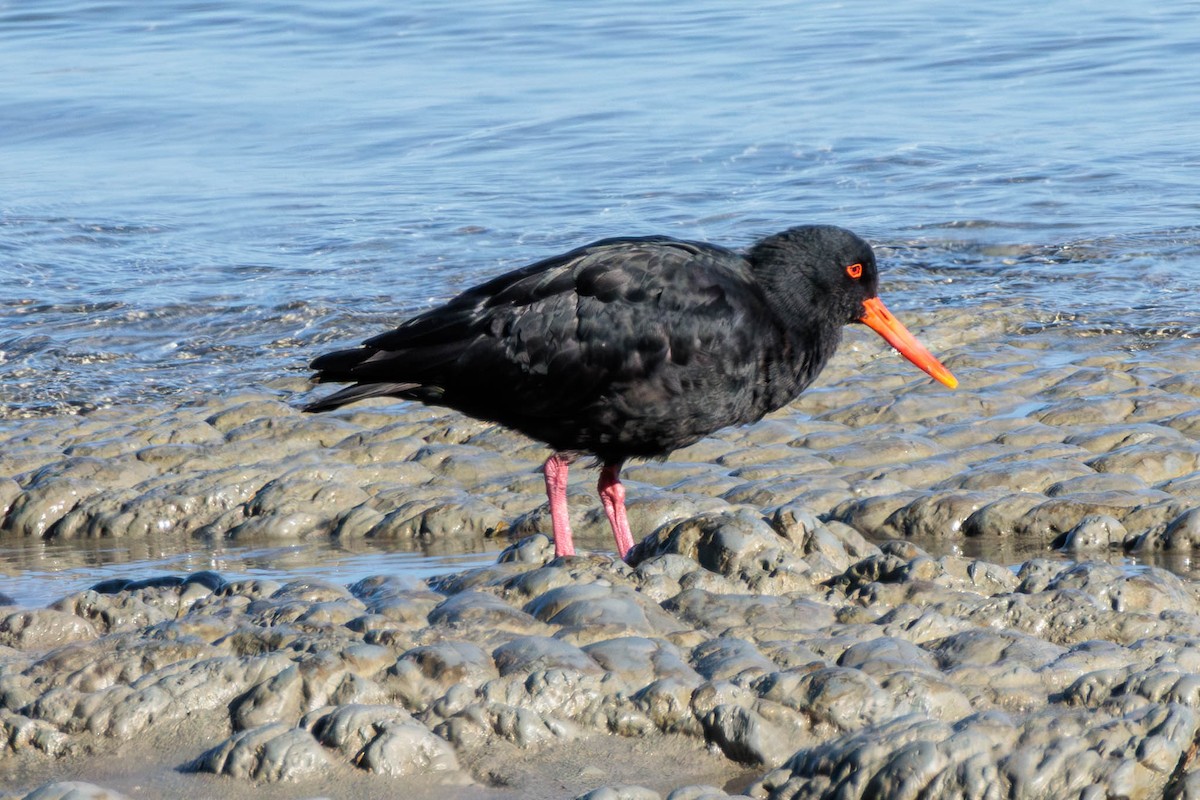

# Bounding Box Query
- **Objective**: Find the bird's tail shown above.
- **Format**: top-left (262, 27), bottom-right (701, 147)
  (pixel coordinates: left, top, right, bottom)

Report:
top-left (302, 381), bottom-right (419, 412)
top-left (303, 345), bottom-right (424, 412)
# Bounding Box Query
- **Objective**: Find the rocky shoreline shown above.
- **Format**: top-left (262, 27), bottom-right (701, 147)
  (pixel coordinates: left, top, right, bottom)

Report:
top-left (6, 316), bottom-right (1200, 798)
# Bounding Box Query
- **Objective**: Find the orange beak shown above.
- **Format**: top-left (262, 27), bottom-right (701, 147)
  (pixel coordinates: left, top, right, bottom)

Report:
top-left (859, 297), bottom-right (958, 389)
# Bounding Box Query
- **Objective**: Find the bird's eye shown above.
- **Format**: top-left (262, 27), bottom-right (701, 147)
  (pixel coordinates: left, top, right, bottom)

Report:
top-left (845, 263), bottom-right (863, 279)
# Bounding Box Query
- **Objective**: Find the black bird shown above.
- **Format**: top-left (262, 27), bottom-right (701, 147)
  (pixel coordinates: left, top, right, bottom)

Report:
top-left (304, 225), bottom-right (957, 559)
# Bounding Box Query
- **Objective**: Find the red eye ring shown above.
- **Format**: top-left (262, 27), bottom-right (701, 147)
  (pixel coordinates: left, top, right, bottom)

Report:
top-left (846, 263), bottom-right (863, 279)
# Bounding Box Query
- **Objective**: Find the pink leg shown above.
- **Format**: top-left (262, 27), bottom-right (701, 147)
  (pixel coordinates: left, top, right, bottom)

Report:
top-left (598, 463), bottom-right (635, 560)
top-left (544, 454), bottom-right (575, 557)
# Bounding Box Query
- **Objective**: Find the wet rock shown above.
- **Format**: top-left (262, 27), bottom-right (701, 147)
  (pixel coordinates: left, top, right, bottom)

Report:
top-left (526, 583), bottom-right (684, 637)
top-left (22, 635), bottom-right (216, 695)
top-left (818, 390), bottom-right (982, 427)
top-left (204, 399), bottom-right (295, 433)
top-left (427, 590), bottom-right (544, 635)
top-left (1087, 442), bottom-right (1200, 484)
top-left (1037, 396), bottom-right (1136, 427)
top-left (690, 638), bottom-right (775, 681)
top-left (828, 492), bottom-right (928, 538)
top-left (1016, 491), bottom-right (1172, 539)
top-left (186, 722), bottom-right (334, 782)
top-left (501, 562), bottom-right (607, 601)
top-left (409, 443), bottom-right (521, 484)
top-left (1136, 507), bottom-right (1200, 551)
top-left (0, 477), bottom-right (21, 520)
top-left (883, 491), bottom-right (1010, 539)
top-left (819, 434), bottom-right (944, 469)
top-left (1128, 392), bottom-right (1200, 423)
top-left (1043, 561), bottom-right (1199, 615)
top-left (632, 677), bottom-right (704, 735)
top-left (1046, 472), bottom-right (1150, 496)
top-left (0, 609), bottom-right (99, 651)
top-left (700, 700), bottom-right (801, 766)
top-left (721, 476), bottom-right (836, 510)
top-left (932, 629), bottom-right (1067, 671)
top-left (242, 468), bottom-right (372, 523)
top-left (1121, 499), bottom-right (1189, 542)
top-left (666, 786), bottom-right (748, 800)
top-left (496, 533), bottom-right (556, 564)
top-left (927, 417), bottom-right (1051, 449)
top-left (368, 495), bottom-right (508, 540)
top-left (225, 413), bottom-right (360, 450)
top-left (575, 785), bottom-right (662, 800)
top-left (1054, 514), bottom-right (1126, 551)
top-left (434, 699), bottom-right (580, 749)
top-left (1155, 470), bottom-right (1200, 501)
top-left (716, 443), bottom-right (804, 469)
top-left (75, 468), bottom-right (266, 538)
top-left (231, 664), bottom-right (310, 730)
top-left (844, 453), bottom-right (972, 489)
top-left (390, 641), bottom-right (499, 711)
top-left (49, 591), bottom-right (175, 634)
top-left (770, 506), bottom-right (880, 571)
top-left (837, 636), bottom-right (937, 676)
top-left (582, 637), bottom-right (700, 686)
top-left (663, 590), bottom-right (836, 634)
top-left (937, 457), bottom-right (1093, 493)
top-left (23, 456), bottom-right (157, 494)
top-left (18, 782), bottom-right (132, 800)
top-left (630, 510), bottom-right (815, 593)
top-left (960, 493), bottom-right (1047, 538)
top-left (25, 651), bottom-right (296, 737)
top-left (992, 422), bottom-right (1068, 448)
top-left (748, 715), bottom-right (970, 799)
top-left (228, 650), bottom-right (392, 733)
top-left (604, 494), bottom-right (729, 544)
top-left (4, 478), bottom-right (106, 539)
top-left (0, 709), bottom-right (70, 756)
top-left (492, 635), bottom-right (602, 677)
top-left (755, 666), bottom-right (897, 733)
top-left (305, 703), bottom-right (461, 776)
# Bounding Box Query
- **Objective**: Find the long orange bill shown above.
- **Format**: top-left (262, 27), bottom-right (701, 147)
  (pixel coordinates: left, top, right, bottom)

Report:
top-left (859, 297), bottom-right (958, 389)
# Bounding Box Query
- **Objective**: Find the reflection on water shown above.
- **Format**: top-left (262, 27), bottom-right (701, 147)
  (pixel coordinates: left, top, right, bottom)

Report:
top-left (904, 533), bottom-right (1197, 579)
top-left (3, 530), bottom-right (1196, 611)
top-left (0, 535), bottom-right (503, 609)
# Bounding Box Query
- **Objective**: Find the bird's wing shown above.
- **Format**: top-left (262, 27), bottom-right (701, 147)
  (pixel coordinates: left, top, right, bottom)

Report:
top-left (309, 237), bottom-right (773, 418)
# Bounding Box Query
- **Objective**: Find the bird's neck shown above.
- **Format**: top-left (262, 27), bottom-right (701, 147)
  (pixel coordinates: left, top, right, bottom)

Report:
top-left (754, 264), bottom-right (839, 337)
top-left (752, 264), bottom-right (846, 394)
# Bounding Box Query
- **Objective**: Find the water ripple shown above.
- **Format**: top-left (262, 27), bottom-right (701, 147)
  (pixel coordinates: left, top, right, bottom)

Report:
top-left (3, 0), bottom-right (1199, 415)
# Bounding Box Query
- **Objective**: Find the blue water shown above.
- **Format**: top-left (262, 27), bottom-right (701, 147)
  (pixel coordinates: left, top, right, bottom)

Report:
top-left (0, 536), bottom-right (502, 609)
top-left (2, 0), bottom-right (1200, 416)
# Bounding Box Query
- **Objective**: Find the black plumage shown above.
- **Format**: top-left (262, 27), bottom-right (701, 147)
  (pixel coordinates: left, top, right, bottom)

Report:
top-left (305, 225), bottom-right (956, 559)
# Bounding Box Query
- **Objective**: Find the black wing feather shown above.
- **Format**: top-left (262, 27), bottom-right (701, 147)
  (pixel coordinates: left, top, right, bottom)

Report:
top-left (305, 236), bottom-right (793, 459)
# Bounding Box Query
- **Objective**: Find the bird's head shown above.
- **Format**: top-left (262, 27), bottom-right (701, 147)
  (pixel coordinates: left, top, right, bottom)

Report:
top-left (750, 225), bottom-right (958, 389)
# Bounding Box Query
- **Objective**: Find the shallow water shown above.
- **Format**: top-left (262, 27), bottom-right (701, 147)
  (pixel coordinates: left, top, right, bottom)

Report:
top-left (3, 530), bottom-right (1195, 611)
top-left (4, 2), bottom-right (1200, 603)
top-left (3, 0), bottom-right (1200, 415)
top-left (0, 536), bottom-right (502, 609)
